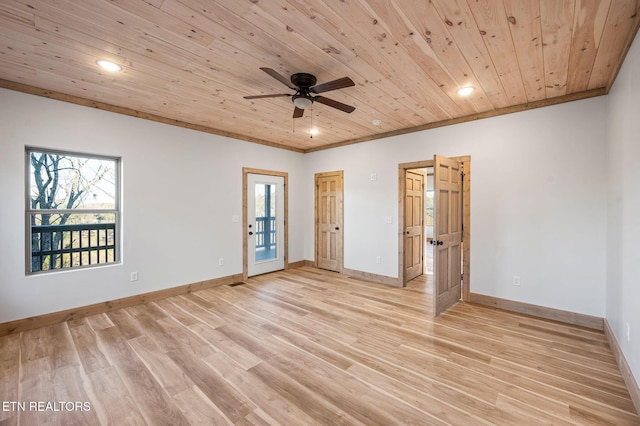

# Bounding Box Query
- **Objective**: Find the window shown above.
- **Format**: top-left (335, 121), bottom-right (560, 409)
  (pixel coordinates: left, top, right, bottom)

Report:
top-left (26, 148), bottom-right (120, 274)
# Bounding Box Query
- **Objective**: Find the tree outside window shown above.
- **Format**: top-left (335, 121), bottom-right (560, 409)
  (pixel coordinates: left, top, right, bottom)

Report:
top-left (26, 148), bottom-right (120, 273)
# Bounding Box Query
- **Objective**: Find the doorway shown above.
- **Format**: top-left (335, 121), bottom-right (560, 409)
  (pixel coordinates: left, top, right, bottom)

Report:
top-left (315, 171), bottom-right (344, 272)
top-left (243, 168), bottom-right (288, 278)
top-left (404, 169), bottom-right (425, 282)
top-left (398, 156), bottom-right (471, 316)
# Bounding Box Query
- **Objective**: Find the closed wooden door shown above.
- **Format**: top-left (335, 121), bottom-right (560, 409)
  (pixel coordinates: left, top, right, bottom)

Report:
top-left (433, 155), bottom-right (463, 316)
top-left (404, 169), bottom-right (424, 281)
top-left (315, 171), bottom-right (343, 272)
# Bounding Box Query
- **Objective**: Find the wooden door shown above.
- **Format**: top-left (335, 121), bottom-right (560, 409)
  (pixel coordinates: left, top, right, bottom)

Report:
top-left (404, 169), bottom-right (424, 281)
top-left (433, 155), bottom-right (463, 316)
top-left (315, 171), bottom-right (343, 272)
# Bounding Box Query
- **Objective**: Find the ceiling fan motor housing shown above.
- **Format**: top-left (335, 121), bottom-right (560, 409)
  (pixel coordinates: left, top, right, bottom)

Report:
top-left (291, 73), bottom-right (317, 108)
top-left (291, 72), bottom-right (317, 88)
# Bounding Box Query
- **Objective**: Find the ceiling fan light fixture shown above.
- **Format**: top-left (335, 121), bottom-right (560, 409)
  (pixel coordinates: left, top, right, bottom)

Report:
top-left (456, 86), bottom-right (475, 96)
top-left (292, 94), bottom-right (313, 109)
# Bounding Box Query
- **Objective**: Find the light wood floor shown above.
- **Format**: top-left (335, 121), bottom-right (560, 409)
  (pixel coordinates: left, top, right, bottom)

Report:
top-left (1, 267), bottom-right (638, 425)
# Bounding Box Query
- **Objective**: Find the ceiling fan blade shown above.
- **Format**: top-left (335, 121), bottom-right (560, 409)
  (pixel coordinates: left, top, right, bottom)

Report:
top-left (314, 96), bottom-right (355, 113)
top-left (311, 77), bottom-right (355, 94)
top-left (244, 93), bottom-right (291, 99)
top-left (260, 67), bottom-right (296, 90)
top-left (293, 107), bottom-right (304, 118)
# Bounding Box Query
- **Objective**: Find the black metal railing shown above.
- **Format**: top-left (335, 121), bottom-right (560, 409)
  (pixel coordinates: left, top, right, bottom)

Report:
top-left (255, 216), bottom-right (276, 250)
top-left (31, 223), bottom-right (116, 272)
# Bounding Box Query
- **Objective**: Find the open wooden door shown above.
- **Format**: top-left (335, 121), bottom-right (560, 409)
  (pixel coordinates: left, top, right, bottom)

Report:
top-left (315, 171), bottom-right (343, 272)
top-left (433, 155), bottom-right (463, 316)
top-left (404, 169), bottom-right (424, 281)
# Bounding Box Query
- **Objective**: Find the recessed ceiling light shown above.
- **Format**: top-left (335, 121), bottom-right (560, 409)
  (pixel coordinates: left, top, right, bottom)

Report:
top-left (372, 119), bottom-right (382, 126)
top-left (456, 86), bottom-right (475, 96)
top-left (96, 59), bottom-right (122, 72)
top-left (309, 128), bottom-right (319, 135)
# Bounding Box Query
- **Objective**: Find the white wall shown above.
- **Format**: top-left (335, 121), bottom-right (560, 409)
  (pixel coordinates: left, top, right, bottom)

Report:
top-left (606, 35), bottom-right (640, 387)
top-left (0, 89), bottom-right (305, 323)
top-left (304, 97), bottom-right (609, 317)
top-left (0, 77), bottom-right (617, 324)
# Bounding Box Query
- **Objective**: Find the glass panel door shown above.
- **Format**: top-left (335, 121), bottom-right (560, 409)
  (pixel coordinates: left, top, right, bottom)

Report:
top-left (255, 182), bottom-right (277, 262)
top-left (247, 173), bottom-right (285, 277)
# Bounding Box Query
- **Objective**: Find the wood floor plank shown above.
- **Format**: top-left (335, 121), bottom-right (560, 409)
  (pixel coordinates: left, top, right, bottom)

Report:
top-left (155, 317), bottom-right (215, 359)
top-left (86, 366), bottom-right (147, 425)
top-left (67, 323), bottom-right (110, 375)
top-left (153, 299), bottom-right (201, 327)
top-left (0, 416), bottom-right (18, 426)
top-left (261, 335), bottom-right (442, 425)
top-left (188, 323), bottom-right (262, 371)
top-left (172, 385), bottom-right (234, 426)
top-left (204, 351), bottom-right (322, 425)
top-left (396, 316), bottom-right (629, 396)
top-left (95, 326), bottom-right (191, 425)
top-left (166, 348), bottom-right (256, 424)
top-left (0, 334), bottom-right (20, 424)
top-left (127, 336), bottom-right (193, 397)
top-left (247, 361), bottom-right (363, 425)
top-left (1, 266), bottom-right (638, 425)
top-left (83, 313), bottom-right (114, 331)
top-left (48, 366), bottom-right (101, 425)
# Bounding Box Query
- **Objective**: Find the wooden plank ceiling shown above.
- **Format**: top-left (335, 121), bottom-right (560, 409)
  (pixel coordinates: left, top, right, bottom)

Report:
top-left (0, 0), bottom-right (638, 152)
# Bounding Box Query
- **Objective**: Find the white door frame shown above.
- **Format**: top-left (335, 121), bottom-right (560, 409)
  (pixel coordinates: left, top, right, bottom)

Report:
top-left (398, 156), bottom-right (471, 304)
top-left (243, 168), bottom-right (288, 279)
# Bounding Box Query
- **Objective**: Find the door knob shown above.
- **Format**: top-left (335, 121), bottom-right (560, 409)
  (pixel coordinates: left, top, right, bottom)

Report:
top-left (335, 227), bottom-right (340, 230)
top-left (248, 232), bottom-right (253, 235)
top-left (437, 240), bottom-right (443, 245)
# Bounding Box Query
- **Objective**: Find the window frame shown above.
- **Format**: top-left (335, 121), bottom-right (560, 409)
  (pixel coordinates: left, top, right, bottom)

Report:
top-left (25, 147), bottom-right (122, 275)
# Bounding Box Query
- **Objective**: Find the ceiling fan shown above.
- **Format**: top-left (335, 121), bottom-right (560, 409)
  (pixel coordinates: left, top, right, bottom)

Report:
top-left (244, 67), bottom-right (356, 118)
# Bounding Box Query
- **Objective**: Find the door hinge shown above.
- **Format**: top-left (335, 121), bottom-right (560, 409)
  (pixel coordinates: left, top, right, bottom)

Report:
top-left (461, 273), bottom-right (464, 281)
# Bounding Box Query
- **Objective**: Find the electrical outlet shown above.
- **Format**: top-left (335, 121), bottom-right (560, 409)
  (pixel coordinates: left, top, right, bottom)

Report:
top-left (512, 275), bottom-right (521, 286)
top-left (218, 258), bottom-right (224, 267)
top-left (130, 272), bottom-right (139, 282)
top-left (626, 323), bottom-right (631, 342)
top-left (370, 173), bottom-right (377, 181)
top-left (376, 256), bottom-right (381, 264)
